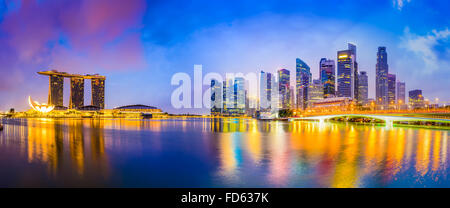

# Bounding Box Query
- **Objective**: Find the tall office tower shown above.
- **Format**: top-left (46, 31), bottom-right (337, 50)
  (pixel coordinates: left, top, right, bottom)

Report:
top-left (307, 79), bottom-right (324, 107)
top-left (234, 77), bottom-right (245, 114)
top-left (222, 78), bottom-right (234, 114)
top-left (278, 68), bottom-right (290, 109)
top-left (348, 43), bottom-right (359, 102)
top-left (210, 79), bottom-right (222, 115)
top-left (354, 61), bottom-right (359, 103)
top-left (289, 86), bottom-right (295, 108)
top-left (409, 89), bottom-right (424, 109)
top-left (348, 43), bottom-right (357, 60)
top-left (319, 58), bottom-right (336, 98)
top-left (387, 74), bottom-right (396, 106)
top-left (296, 58), bottom-right (311, 109)
top-left (48, 74), bottom-right (64, 106)
top-left (91, 78), bottom-right (105, 109)
top-left (259, 71), bottom-right (272, 110)
top-left (69, 77), bottom-right (85, 109)
top-left (358, 71), bottom-right (368, 105)
top-left (271, 76), bottom-right (279, 113)
top-left (337, 49), bottom-right (356, 99)
top-left (396, 81), bottom-right (406, 105)
top-left (376, 47), bottom-right (389, 106)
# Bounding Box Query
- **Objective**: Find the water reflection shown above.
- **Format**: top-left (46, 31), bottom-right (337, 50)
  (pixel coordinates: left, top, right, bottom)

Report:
top-left (0, 118), bottom-right (448, 187)
top-left (210, 118), bottom-right (449, 187)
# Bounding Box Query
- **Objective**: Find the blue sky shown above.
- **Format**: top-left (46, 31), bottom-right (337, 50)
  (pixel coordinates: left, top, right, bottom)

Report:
top-left (0, 0), bottom-right (449, 113)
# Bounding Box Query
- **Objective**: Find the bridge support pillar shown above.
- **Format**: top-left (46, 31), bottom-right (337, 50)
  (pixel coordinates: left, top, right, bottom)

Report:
top-left (385, 119), bottom-right (393, 129)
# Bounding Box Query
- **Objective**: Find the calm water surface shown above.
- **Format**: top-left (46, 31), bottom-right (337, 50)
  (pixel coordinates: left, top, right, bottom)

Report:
top-left (0, 118), bottom-right (448, 187)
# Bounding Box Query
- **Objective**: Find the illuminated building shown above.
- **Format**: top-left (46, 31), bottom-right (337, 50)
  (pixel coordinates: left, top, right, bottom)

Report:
top-left (409, 89), bottom-right (424, 109)
top-left (278, 68), bottom-right (290, 109)
top-left (260, 71), bottom-right (272, 110)
top-left (233, 77), bottom-right (245, 115)
top-left (308, 97), bottom-right (353, 111)
top-left (113, 104), bottom-right (163, 113)
top-left (28, 96), bottom-right (55, 113)
top-left (70, 77), bottom-right (84, 109)
top-left (296, 58), bottom-right (311, 110)
top-left (271, 76), bottom-right (279, 114)
top-left (222, 78), bottom-right (234, 115)
top-left (91, 78), bottom-right (105, 109)
top-left (376, 47), bottom-right (389, 106)
top-left (48, 74), bottom-right (64, 106)
top-left (337, 49), bottom-right (356, 99)
top-left (396, 81), bottom-right (406, 105)
top-left (307, 79), bottom-right (324, 107)
top-left (388, 73), bottom-right (396, 106)
top-left (289, 86), bottom-right (295, 109)
top-left (38, 70), bottom-right (106, 109)
top-left (319, 58), bottom-right (335, 98)
top-left (210, 79), bottom-right (222, 115)
top-left (358, 71), bottom-right (368, 105)
top-left (348, 43), bottom-right (359, 103)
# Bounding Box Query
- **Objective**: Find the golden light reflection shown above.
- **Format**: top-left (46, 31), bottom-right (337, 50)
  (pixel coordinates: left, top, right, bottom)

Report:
top-left (416, 130), bottom-right (431, 176)
top-left (24, 119), bottom-right (108, 178)
top-left (212, 119), bottom-right (449, 187)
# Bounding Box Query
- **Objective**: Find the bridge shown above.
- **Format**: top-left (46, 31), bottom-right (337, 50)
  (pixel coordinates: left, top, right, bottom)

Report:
top-left (289, 114), bottom-right (450, 128)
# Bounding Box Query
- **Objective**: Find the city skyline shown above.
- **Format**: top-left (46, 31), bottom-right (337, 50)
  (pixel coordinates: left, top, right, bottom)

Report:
top-left (0, 0), bottom-right (449, 114)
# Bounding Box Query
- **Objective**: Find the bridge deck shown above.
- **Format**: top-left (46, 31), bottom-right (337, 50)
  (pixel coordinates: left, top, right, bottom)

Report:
top-left (290, 114), bottom-right (450, 123)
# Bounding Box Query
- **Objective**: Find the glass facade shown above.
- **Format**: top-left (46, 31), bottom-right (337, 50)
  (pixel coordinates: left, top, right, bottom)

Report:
top-left (409, 89), bottom-right (424, 109)
top-left (376, 47), bottom-right (389, 105)
top-left (296, 58), bottom-right (311, 109)
top-left (259, 71), bottom-right (272, 110)
top-left (396, 81), bottom-right (406, 104)
top-left (210, 79), bottom-right (222, 115)
top-left (234, 77), bottom-right (245, 114)
top-left (358, 71), bottom-right (368, 105)
top-left (307, 79), bottom-right (324, 107)
top-left (70, 77), bottom-right (85, 109)
top-left (91, 78), bottom-right (105, 109)
top-left (278, 69), bottom-right (290, 109)
top-left (319, 58), bottom-right (335, 98)
top-left (388, 73), bottom-right (396, 106)
top-left (337, 50), bottom-right (355, 98)
top-left (48, 75), bottom-right (64, 106)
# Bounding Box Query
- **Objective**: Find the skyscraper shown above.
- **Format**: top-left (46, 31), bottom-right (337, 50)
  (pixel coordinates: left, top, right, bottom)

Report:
top-left (396, 81), bottom-right (406, 105)
top-left (348, 43), bottom-right (359, 103)
top-left (48, 74), bottom-right (64, 106)
top-left (409, 89), bottom-right (424, 109)
top-left (260, 71), bottom-right (272, 110)
top-left (376, 47), bottom-right (389, 106)
top-left (337, 49), bottom-right (356, 99)
top-left (296, 58), bottom-right (311, 109)
top-left (320, 58), bottom-right (336, 98)
top-left (91, 78), bottom-right (105, 109)
top-left (234, 77), bottom-right (245, 114)
top-left (387, 73), bottom-right (396, 106)
top-left (358, 71), bottom-right (368, 105)
top-left (307, 79), bottom-right (324, 107)
top-left (69, 77), bottom-right (84, 109)
top-left (210, 79), bottom-right (222, 115)
top-left (278, 68), bottom-right (290, 109)
top-left (223, 78), bottom-right (234, 114)
top-left (271, 75), bottom-right (279, 113)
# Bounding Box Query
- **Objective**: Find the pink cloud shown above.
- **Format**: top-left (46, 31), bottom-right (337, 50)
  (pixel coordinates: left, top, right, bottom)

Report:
top-left (0, 0), bottom-right (148, 76)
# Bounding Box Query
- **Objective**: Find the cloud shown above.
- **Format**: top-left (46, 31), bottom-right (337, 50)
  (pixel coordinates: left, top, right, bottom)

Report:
top-left (393, 0), bottom-right (411, 11)
top-left (0, 0), bottom-right (148, 75)
top-left (400, 27), bottom-right (450, 73)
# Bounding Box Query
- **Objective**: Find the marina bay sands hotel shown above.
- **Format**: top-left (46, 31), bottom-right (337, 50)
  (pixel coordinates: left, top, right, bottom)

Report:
top-left (38, 70), bottom-right (105, 109)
